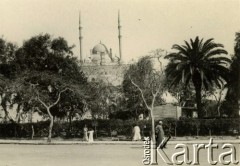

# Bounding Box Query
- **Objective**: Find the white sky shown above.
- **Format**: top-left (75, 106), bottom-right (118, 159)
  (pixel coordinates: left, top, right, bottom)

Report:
top-left (0, 0), bottom-right (239, 63)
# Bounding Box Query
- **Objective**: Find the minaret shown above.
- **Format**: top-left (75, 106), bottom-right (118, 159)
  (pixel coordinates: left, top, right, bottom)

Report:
top-left (118, 10), bottom-right (122, 62)
top-left (79, 11), bottom-right (83, 64)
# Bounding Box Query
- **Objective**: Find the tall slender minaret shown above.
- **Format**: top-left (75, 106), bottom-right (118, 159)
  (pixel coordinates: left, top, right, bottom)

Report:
top-left (79, 11), bottom-right (83, 64)
top-left (118, 10), bottom-right (122, 62)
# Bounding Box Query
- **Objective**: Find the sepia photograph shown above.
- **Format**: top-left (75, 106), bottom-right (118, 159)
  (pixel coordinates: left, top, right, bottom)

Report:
top-left (0, 0), bottom-right (239, 165)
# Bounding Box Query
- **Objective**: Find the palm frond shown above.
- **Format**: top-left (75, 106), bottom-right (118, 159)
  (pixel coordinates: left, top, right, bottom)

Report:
top-left (172, 45), bottom-right (189, 57)
top-left (184, 40), bottom-right (192, 50)
top-left (169, 74), bottom-right (182, 88)
top-left (198, 38), bottom-right (204, 50)
top-left (164, 53), bottom-right (187, 60)
top-left (208, 57), bottom-right (232, 64)
top-left (201, 38), bottom-right (214, 50)
top-left (203, 79), bottom-right (209, 90)
top-left (184, 72), bottom-right (191, 86)
top-left (204, 49), bottom-right (228, 59)
top-left (202, 43), bottom-right (224, 55)
top-left (193, 36), bottom-right (200, 51)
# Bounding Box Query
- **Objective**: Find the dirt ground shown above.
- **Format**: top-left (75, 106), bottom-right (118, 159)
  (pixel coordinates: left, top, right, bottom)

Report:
top-left (0, 142), bottom-right (239, 166)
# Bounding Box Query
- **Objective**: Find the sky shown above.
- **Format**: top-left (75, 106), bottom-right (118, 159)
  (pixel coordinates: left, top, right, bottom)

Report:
top-left (0, 0), bottom-right (240, 63)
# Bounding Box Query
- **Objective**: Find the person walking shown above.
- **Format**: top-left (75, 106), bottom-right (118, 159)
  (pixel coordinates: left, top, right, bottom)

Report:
top-left (83, 125), bottom-right (88, 142)
top-left (155, 121), bottom-right (165, 148)
top-left (88, 128), bottom-right (94, 143)
top-left (132, 125), bottom-right (141, 141)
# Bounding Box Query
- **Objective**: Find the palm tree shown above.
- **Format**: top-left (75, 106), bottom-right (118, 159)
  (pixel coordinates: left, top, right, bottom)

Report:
top-left (165, 36), bottom-right (231, 118)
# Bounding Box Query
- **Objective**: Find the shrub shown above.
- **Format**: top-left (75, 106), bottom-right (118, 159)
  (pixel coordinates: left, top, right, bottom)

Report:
top-left (0, 118), bottom-right (238, 138)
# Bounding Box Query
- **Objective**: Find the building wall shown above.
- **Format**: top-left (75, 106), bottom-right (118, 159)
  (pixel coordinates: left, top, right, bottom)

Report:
top-left (82, 64), bottom-right (129, 86)
top-left (153, 104), bottom-right (178, 119)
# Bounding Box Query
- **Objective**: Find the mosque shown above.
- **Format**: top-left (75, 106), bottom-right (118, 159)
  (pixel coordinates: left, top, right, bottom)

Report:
top-left (78, 12), bottom-right (184, 120)
top-left (79, 12), bottom-right (129, 86)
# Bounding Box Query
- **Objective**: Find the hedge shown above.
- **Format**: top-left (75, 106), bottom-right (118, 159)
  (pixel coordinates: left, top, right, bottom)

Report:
top-left (0, 118), bottom-right (239, 138)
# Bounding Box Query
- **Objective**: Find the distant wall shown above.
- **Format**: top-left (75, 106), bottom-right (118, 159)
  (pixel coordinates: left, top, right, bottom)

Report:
top-left (82, 64), bottom-right (129, 86)
top-left (153, 104), bottom-right (178, 119)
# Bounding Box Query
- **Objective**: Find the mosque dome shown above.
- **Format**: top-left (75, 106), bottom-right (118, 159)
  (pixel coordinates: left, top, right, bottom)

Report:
top-left (92, 42), bottom-right (108, 54)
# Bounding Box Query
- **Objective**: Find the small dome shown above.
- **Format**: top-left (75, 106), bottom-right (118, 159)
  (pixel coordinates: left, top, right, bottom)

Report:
top-left (92, 43), bottom-right (108, 54)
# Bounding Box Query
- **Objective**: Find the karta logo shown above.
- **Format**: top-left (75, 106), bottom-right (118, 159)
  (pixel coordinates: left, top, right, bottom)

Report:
top-left (143, 137), bottom-right (239, 165)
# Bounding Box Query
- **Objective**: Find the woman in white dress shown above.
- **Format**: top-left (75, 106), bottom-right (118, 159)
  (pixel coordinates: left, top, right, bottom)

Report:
top-left (83, 125), bottom-right (88, 141)
top-left (132, 125), bottom-right (141, 141)
top-left (88, 128), bottom-right (94, 142)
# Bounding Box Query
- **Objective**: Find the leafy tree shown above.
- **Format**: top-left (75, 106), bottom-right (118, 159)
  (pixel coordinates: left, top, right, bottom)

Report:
top-left (0, 38), bottom-right (18, 122)
top-left (123, 76), bottom-right (148, 119)
top-left (202, 83), bottom-right (227, 117)
top-left (123, 55), bottom-right (164, 119)
top-left (166, 76), bottom-right (195, 107)
top-left (85, 81), bottom-right (121, 119)
top-left (223, 32), bottom-right (240, 117)
top-left (57, 91), bottom-right (86, 123)
top-left (0, 38), bottom-right (17, 64)
top-left (6, 34), bottom-right (88, 142)
top-left (125, 55), bottom-right (165, 164)
top-left (0, 35), bottom-right (90, 142)
top-left (165, 36), bottom-right (231, 118)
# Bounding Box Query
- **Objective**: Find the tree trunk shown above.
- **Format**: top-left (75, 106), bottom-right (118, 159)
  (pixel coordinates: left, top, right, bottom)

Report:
top-left (150, 109), bottom-right (156, 142)
top-left (2, 104), bottom-right (9, 122)
top-left (95, 126), bottom-right (97, 139)
top-left (15, 104), bottom-right (22, 123)
top-left (47, 108), bottom-right (53, 143)
top-left (37, 88), bottom-right (70, 143)
top-left (28, 109), bottom-right (33, 123)
top-left (192, 74), bottom-right (203, 118)
top-left (195, 88), bottom-right (203, 118)
top-left (31, 125), bottom-right (35, 140)
top-left (69, 115), bottom-right (72, 133)
top-left (217, 104), bottom-right (221, 117)
top-left (149, 107), bottom-right (157, 164)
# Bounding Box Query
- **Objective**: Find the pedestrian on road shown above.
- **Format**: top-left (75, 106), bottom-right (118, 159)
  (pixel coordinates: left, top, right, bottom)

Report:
top-left (132, 125), bottom-right (141, 141)
top-left (83, 125), bottom-right (88, 142)
top-left (155, 120), bottom-right (165, 148)
top-left (88, 128), bottom-right (94, 143)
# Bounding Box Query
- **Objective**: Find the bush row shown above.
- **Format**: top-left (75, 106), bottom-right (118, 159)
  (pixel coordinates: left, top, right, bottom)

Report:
top-left (0, 118), bottom-right (239, 138)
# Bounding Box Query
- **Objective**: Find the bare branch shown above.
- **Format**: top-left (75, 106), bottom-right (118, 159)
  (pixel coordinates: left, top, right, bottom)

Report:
top-left (34, 107), bottom-right (42, 113)
top-left (37, 88), bottom-right (73, 109)
top-left (157, 57), bottom-right (164, 74)
top-left (50, 88), bottom-right (73, 108)
top-left (129, 76), bottom-right (151, 110)
top-left (37, 92), bottom-right (49, 108)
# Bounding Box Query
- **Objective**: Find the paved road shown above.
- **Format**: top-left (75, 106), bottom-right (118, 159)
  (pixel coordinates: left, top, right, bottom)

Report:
top-left (0, 143), bottom-right (239, 166)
